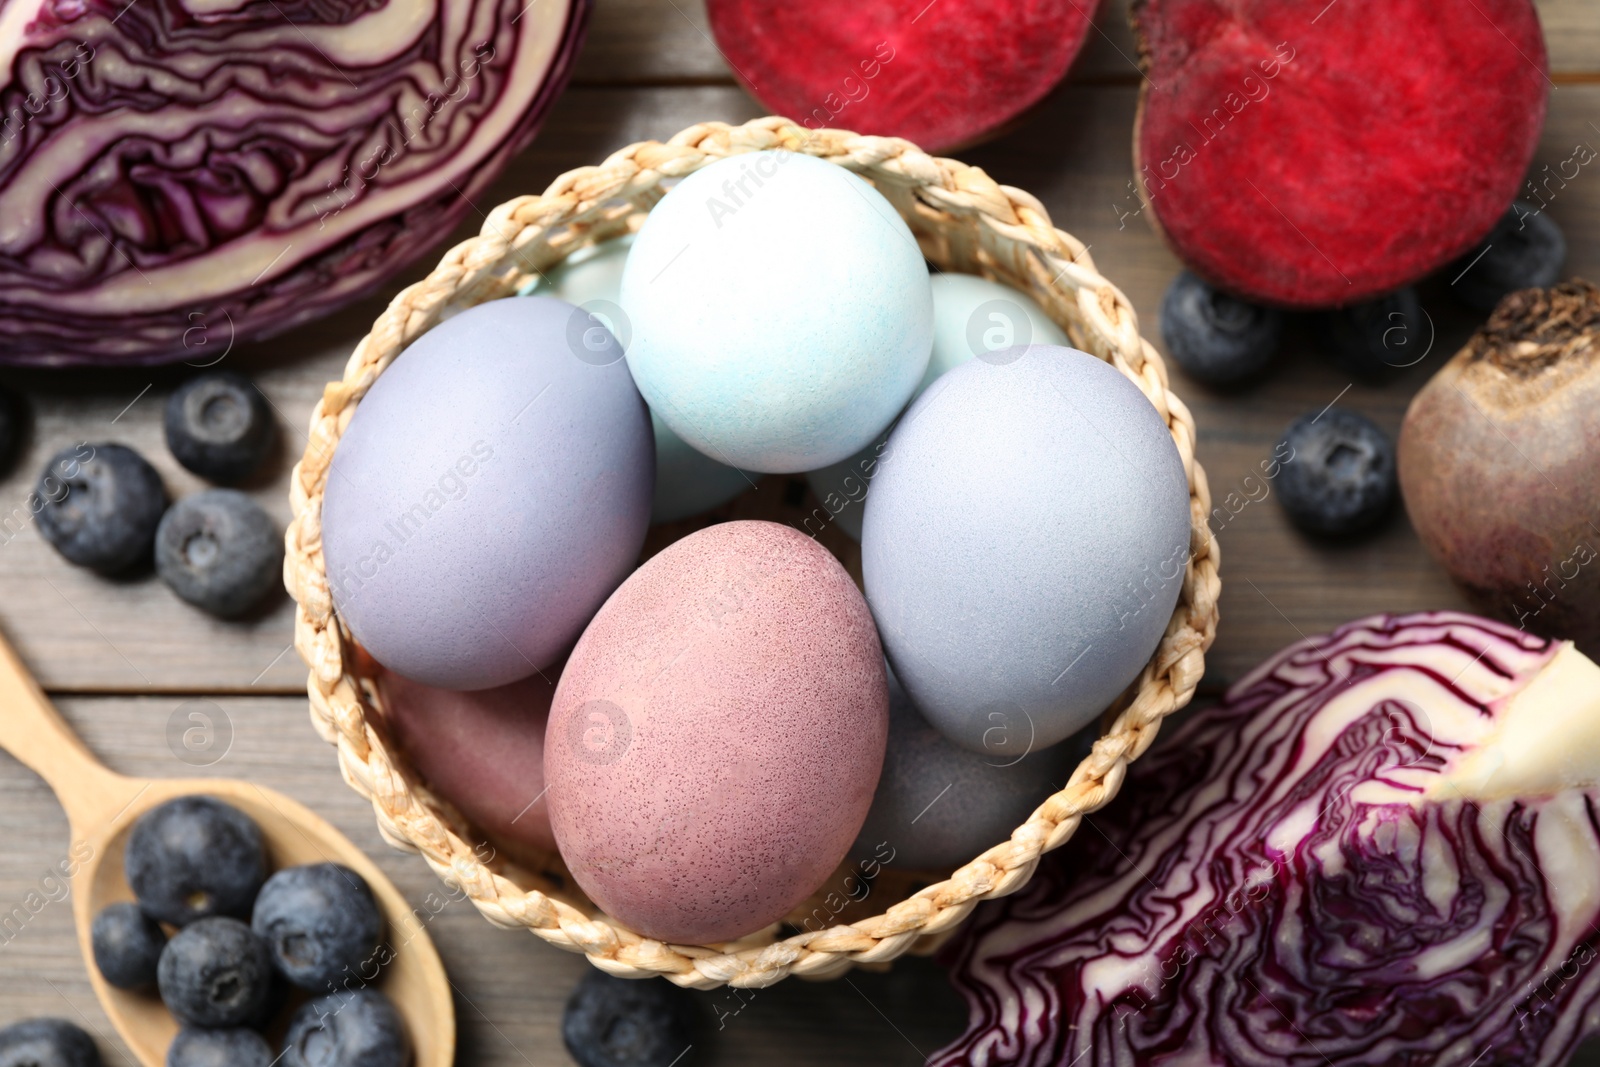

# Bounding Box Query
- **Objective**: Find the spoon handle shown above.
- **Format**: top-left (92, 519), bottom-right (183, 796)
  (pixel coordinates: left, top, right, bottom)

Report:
top-left (0, 628), bottom-right (124, 828)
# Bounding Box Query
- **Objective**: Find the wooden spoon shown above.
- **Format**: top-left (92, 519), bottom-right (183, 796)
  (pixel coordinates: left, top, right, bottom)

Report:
top-left (0, 632), bottom-right (455, 1067)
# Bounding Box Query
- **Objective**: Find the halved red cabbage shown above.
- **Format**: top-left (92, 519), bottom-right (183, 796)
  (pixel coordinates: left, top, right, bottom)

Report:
top-left (937, 611), bottom-right (1600, 1067)
top-left (0, 0), bottom-right (588, 364)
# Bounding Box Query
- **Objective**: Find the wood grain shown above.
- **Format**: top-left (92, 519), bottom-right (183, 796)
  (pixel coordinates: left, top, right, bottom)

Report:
top-left (570, 0), bottom-right (1600, 87)
top-left (0, 696), bottom-right (965, 1066)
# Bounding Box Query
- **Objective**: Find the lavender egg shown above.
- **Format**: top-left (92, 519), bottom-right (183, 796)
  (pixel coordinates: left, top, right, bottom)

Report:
top-left (863, 345), bottom-right (1191, 757)
top-left (322, 297), bottom-right (653, 690)
top-left (545, 520), bottom-right (888, 944)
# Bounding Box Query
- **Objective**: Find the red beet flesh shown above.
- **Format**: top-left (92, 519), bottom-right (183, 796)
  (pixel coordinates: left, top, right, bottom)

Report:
top-left (1132, 0), bottom-right (1548, 307)
top-left (706, 0), bottom-right (1099, 153)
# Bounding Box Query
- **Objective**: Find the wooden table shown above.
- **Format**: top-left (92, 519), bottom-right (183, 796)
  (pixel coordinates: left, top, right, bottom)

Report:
top-left (1, 2), bottom-right (1597, 1063)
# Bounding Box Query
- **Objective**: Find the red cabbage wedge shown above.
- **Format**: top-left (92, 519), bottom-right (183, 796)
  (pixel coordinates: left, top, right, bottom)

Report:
top-left (937, 611), bottom-right (1600, 1067)
top-left (0, 0), bottom-right (588, 364)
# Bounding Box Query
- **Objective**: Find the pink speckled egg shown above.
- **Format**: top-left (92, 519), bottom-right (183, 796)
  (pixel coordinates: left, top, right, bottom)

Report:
top-left (545, 520), bottom-right (888, 944)
top-left (379, 668), bottom-right (558, 856)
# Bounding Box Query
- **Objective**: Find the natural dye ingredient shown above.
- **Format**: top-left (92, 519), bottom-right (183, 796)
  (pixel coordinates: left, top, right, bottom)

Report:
top-left (1315, 287), bottom-right (1427, 382)
top-left (935, 611), bottom-right (1600, 1067)
top-left (1275, 407), bottom-right (1396, 537)
top-left (1400, 280), bottom-right (1600, 655)
top-left (157, 918), bottom-right (274, 1029)
top-left (379, 669), bottom-right (559, 854)
top-left (0, 0), bottom-right (590, 364)
top-left (0, 1019), bottom-right (100, 1067)
top-left (536, 235), bottom-right (750, 524)
top-left (35, 443), bottom-right (166, 574)
top-left (251, 864), bottom-right (383, 993)
top-left (563, 970), bottom-right (697, 1067)
top-left (126, 796), bottom-right (266, 926)
top-left (621, 151), bottom-right (932, 473)
top-left (280, 989), bottom-right (410, 1067)
top-left (165, 373), bottom-right (276, 484)
top-left (1133, 0), bottom-right (1548, 306)
top-left (1159, 270), bottom-right (1282, 387)
top-left (853, 668), bottom-right (1079, 872)
top-left (863, 345), bottom-right (1190, 757)
top-left (91, 902), bottom-right (167, 991)
top-left (546, 520), bottom-right (888, 944)
top-left (1450, 202), bottom-right (1568, 312)
top-left (155, 491), bottom-right (283, 618)
top-left (807, 272), bottom-right (1067, 540)
top-left (166, 1028), bottom-right (275, 1067)
top-left (322, 296), bottom-right (653, 690)
top-left (705, 1), bottom-right (1099, 152)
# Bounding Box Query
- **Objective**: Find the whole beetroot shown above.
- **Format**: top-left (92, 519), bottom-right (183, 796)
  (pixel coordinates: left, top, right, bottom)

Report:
top-left (1399, 280), bottom-right (1600, 655)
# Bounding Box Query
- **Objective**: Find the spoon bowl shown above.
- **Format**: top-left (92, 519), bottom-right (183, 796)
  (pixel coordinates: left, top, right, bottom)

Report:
top-left (0, 634), bottom-right (454, 1067)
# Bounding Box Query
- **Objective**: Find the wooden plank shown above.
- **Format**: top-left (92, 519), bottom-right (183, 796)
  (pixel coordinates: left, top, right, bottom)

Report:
top-left (5, 82), bottom-right (1597, 692)
top-left (0, 695), bottom-right (966, 1065)
top-left (571, 0), bottom-right (1600, 87)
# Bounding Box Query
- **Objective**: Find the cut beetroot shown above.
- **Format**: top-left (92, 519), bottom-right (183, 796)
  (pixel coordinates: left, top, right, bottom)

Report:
top-left (1132, 0), bottom-right (1548, 308)
top-left (706, 0), bottom-right (1100, 153)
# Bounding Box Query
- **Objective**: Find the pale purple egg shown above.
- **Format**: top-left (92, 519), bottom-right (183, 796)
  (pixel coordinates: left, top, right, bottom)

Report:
top-left (545, 520), bottom-right (888, 944)
top-left (379, 668), bottom-right (558, 855)
top-left (321, 296), bottom-right (654, 690)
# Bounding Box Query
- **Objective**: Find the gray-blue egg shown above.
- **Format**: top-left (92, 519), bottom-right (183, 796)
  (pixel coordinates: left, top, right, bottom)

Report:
top-left (862, 345), bottom-right (1191, 757)
top-left (535, 235), bottom-right (751, 524)
top-left (322, 297), bottom-right (654, 690)
top-left (805, 273), bottom-right (1069, 541)
top-left (852, 668), bottom-right (1081, 872)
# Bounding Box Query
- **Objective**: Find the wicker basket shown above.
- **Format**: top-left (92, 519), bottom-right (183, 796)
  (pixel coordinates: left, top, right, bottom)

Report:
top-left (285, 116), bottom-right (1220, 990)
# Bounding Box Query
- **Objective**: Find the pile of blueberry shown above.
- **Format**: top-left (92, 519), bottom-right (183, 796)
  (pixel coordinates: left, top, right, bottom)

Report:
top-left (29, 370), bottom-right (282, 619)
top-left (1160, 201), bottom-right (1567, 388)
top-left (1151, 202), bottom-right (1564, 544)
top-left (93, 796), bottom-right (409, 1067)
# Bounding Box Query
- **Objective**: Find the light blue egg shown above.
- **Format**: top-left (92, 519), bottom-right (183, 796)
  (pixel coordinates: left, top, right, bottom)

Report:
top-left (805, 273), bottom-right (1069, 541)
top-left (538, 235), bottom-right (752, 523)
top-left (620, 151), bottom-right (933, 474)
top-left (862, 345), bottom-right (1191, 757)
top-left (322, 297), bottom-right (653, 691)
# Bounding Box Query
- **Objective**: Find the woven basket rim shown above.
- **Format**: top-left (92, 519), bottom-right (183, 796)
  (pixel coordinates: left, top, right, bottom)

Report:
top-left (285, 116), bottom-right (1221, 990)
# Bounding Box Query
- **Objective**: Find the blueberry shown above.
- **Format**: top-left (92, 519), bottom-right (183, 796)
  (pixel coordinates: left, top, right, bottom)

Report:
top-left (34, 443), bottom-right (166, 574)
top-left (1159, 270), bottom-right (1283, 387)
top-left (252, 863), bottom-right (384, 993)
top-left (563, 971), bottom-right (697, 1067)
top-left (125, 796), bottom-right (266, 926)
top-left (155, 490), bottom-right (282, 618)
top-left (1315, 288), bottom-right (1427, 382)
top-left (281, 989), bottom-right (410, 1067)
top-left (164, 372), bottom-right (275, 484)
top-left (1275, 408), bottom-right (1397, 539)
top-left (91, 902), bottom-right (167, 990)
top-left (166, 1028), bottom-right (274, 1067)
top-left (0, 385), bottom-right (25, 474)
top-left (1450, 202), bottom-right (1566, 312)
top-left (0, 1019), bottom-right (100, 1067)
top-left (157, 917), bottom-right (274, 1028)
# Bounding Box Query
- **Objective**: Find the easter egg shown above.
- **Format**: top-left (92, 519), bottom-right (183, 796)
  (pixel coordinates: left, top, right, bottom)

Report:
top-left (852, 668), bottom-right (1081, 872)
top-left (538, 236), bottom-right (752, 523)
top-left (545, 520), bottom-right (888, 944)
top-left (620, 151), bottom-right (933, 474)
top-left (862, 345), bottom-right (1191, 757)
top-left (322, 297), bottom-right (653, 690)
top-left (806, 273), bottom-right (1069, 540)
top-left (379, 668), bottom-right (558, 855)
